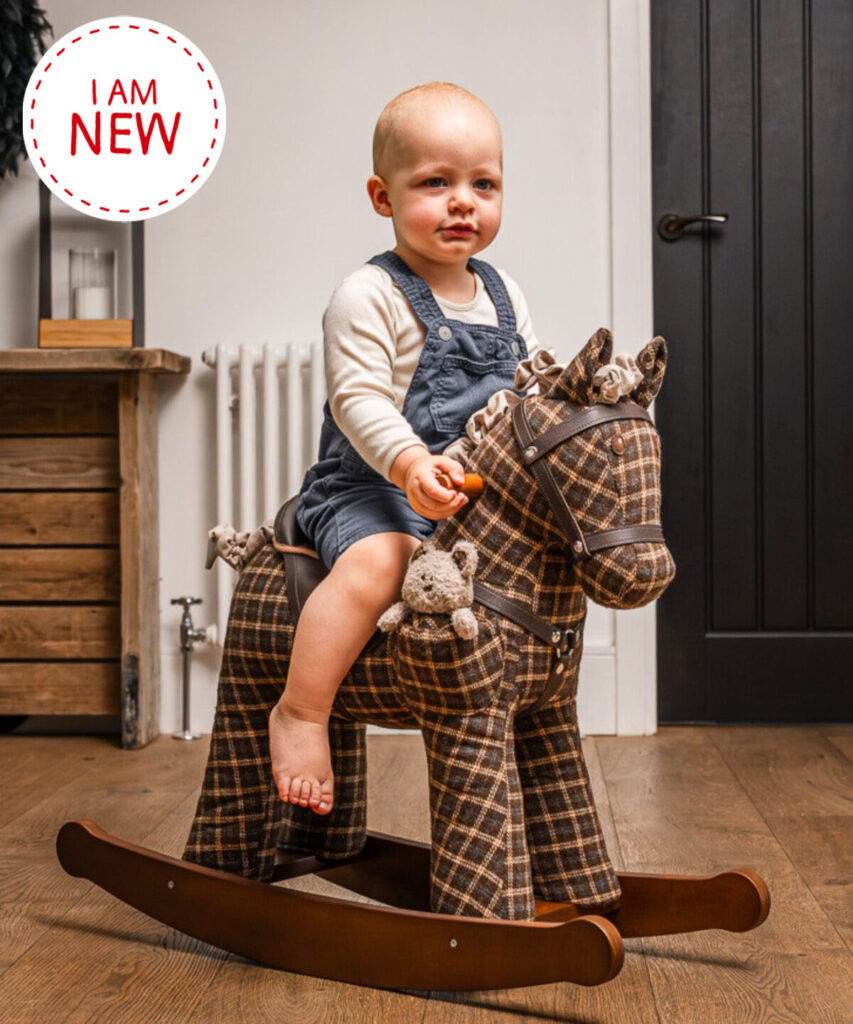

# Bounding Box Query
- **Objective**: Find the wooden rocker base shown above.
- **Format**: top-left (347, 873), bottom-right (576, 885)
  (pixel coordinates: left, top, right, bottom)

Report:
top-left (56, 821), bottom-right (770, 992)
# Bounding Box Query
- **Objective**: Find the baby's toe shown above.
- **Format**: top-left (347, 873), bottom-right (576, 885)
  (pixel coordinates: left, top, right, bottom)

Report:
top-left (297, 779), bottom-right (311, 807)
top-left (277, 775), bottom-right (291, 802)
top-left (315, 779), bottom-right (334, 815)
top-left (288, 777), bottom-right (303, 804)
top-left (308, 779), bottom-right (331, 810)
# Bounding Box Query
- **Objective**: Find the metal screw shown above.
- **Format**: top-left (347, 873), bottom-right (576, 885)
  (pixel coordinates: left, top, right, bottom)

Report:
top-left (168, 880), bottom-right (175, 889)
top-left (524, 445), bottom-right (537, 460)
top-left (573, 540), bottom-right (583, 553)
top-left (450, 939), bottom-right (458, 948)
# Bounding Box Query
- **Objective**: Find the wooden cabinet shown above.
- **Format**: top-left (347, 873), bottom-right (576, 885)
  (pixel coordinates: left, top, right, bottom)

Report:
top-left (0, 349), bottom-right (190, 747)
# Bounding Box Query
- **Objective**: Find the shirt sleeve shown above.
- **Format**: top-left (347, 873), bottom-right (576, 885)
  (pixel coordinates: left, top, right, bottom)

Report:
top-left (322, 273), bottom-right (426, 482)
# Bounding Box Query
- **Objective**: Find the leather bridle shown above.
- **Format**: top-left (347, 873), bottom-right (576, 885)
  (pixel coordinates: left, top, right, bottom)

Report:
top-left (472, 396), bottom-right (667, 710)
top-left (511, 397), bottom-right (666, 560)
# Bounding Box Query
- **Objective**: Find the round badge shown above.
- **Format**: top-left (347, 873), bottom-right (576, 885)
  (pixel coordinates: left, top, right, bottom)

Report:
top-left (23, 15), bottom-right (226, 222)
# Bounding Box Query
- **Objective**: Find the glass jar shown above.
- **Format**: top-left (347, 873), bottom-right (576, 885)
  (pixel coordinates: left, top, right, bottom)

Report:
top-left (69, 248), bottom-right (116, 319)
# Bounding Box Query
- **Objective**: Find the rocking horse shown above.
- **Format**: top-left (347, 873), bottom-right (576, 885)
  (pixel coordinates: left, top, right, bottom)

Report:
top-left (56, 328), bottom-right (770, 991)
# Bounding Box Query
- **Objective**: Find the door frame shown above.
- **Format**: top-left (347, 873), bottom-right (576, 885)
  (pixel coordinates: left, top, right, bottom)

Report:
top-left (607, 0), bottom-right (658, 735)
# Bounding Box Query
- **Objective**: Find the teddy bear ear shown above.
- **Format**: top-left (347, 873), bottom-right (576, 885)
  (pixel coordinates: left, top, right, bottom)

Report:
top-left (544, 327), bottom-right (613, 406)
top-left (451, 540), bottom-right (478, 577)
top-left (410, 540), bottom-right (432, 563)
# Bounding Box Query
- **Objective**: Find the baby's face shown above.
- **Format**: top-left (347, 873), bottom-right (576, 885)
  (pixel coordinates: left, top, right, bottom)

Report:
top-left (371, 101), bottom-right (503, 268)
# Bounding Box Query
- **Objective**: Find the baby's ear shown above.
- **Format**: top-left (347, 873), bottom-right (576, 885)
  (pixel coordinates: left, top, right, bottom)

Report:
top-left (451, 541), bottom-right (478, 579)
top-left (544, 327), bottom-right (613, 406)
top-left (631, 336), bottom-right (667, 407)
top-left (367, 174), bottom-right (393, 218)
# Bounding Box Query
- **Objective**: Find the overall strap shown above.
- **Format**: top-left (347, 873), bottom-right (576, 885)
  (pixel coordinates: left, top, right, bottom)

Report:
top-left (367, 251), bottom-right (444, 326)
top-left (466, 258), bottom-right (517, 333)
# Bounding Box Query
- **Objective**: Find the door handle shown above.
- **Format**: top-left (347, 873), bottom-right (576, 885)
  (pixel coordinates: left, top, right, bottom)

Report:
top-left (657, 213), bottom-right (729, 242)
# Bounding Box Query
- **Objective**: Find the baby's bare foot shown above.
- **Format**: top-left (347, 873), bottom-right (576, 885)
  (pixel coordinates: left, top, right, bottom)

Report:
top-left (269, 699), bottom-right (334, 814)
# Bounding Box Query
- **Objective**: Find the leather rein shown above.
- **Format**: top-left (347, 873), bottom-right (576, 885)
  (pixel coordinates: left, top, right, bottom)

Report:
top-left (472, 397), bottom-right (666, 706)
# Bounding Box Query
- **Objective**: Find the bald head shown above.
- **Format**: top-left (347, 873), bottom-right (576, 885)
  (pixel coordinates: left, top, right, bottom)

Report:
top-left (372, 82), bottom-right (502, 180)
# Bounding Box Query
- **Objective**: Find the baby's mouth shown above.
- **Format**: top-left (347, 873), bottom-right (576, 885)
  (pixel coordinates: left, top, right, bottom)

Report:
top-left (441, 225), bottom-right (476, 236)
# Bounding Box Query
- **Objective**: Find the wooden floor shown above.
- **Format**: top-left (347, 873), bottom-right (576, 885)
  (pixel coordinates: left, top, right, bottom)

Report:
top-left (0, 725), bottom-right (850, 1023)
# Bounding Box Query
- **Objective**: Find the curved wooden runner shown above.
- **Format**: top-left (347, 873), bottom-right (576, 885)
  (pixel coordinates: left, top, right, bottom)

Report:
top-left (56, 821), bottom-right (625, 991)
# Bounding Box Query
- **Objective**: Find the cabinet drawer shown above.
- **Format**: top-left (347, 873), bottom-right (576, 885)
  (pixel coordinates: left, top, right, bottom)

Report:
top-left (0, 548), bottom-right (120, 601)
top-left (0, 492), bottom-right (119, 544)
top-left (0, 437), bottom-right (118, 489)
top-left (0, 606), bottom-right (120, 659)
top-left (0, 376), bottom-right (117, 434)
top-left (0, 661), bottom-right (120, 714)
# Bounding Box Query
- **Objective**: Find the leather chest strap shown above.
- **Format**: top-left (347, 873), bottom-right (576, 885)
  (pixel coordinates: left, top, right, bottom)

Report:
top-left (472, 580), bottom-right (572, 651)
top-left (473, 580), bottom-right (578, 713)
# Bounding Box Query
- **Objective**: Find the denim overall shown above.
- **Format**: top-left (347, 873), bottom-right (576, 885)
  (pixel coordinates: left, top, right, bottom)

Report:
top-left (295, 250), bottom-right (528, 570)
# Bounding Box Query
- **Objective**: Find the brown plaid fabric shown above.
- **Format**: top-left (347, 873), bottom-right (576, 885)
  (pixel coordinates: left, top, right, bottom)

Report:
top-left (419, 708), bottom-right (535, 920)
top-left (553, 413), bottom-right (676, 607)
top-left (515, 696), bottom-right (621, 908)
top-left (183, 331), bottom-right (673, 919)
top-left (632, 336), bottom-right (667, 408)
top-left (391, 609), bottom-right (505, 715)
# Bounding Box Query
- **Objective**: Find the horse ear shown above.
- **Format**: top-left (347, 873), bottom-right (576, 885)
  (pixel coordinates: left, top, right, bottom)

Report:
top-left (544, 327), bottom-right (613, 405)
top-left (631, 336), bottom-right (667, 407)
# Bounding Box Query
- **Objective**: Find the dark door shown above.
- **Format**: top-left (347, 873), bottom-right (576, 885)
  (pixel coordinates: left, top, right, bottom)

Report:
top-left (652, 0), bottom-right (852, 722)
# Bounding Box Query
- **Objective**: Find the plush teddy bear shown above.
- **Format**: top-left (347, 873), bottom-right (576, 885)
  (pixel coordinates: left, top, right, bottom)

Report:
top-left (377, 538), bottom-right (479, 639)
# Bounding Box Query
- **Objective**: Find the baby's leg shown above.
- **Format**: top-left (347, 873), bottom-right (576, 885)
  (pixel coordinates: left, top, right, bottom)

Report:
top-left (269, 531), bottom-right (421, 813)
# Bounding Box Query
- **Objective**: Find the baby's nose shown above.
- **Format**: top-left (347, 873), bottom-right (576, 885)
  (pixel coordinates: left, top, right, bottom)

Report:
top-left (449, 187), bottom-right (474, 209)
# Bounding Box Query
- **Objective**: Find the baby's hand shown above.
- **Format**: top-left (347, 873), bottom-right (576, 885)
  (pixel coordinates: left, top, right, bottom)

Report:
top-left (404, 454), bottom-right (469, 520)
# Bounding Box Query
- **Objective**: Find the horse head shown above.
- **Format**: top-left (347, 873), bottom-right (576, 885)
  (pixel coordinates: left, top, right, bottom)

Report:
top-left (465, 327), bottom-right (675, 609)
top-left (452, 331), bottom-right (671, 610)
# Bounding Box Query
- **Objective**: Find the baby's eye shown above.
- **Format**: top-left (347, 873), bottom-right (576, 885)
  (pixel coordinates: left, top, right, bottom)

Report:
top-left (423, 177), bottom-right (446, 187)
top-left (474, 179), bottom-right (494, 191)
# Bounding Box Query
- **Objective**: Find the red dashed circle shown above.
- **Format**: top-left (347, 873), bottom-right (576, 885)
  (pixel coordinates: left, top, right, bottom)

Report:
top-left (24, 18), bottom-right (224, 219)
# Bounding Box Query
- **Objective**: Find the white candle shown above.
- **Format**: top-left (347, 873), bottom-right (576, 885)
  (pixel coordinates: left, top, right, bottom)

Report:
top-left (73, 285), bottom-right (112, 319)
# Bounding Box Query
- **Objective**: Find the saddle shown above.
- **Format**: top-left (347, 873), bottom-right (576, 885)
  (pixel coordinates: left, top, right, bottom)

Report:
top-left (272, 495), bottom-right (331, 621)
top-left (271, 495), bottom-right (389, 653)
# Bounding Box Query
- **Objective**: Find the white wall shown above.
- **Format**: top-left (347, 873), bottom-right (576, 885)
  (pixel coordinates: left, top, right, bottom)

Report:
top-left (0, 0), bottom-right (655, 737)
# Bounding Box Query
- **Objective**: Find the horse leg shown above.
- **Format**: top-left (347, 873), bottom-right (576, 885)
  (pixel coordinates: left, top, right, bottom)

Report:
top-left (182, 545), bottom-right (368, 879)
top-left (419, 708), bottom-right (535, 920)
top-left (274, 717), bottom-right (367, 859)
top-left (182, 687), bottom-right (368, 880)
top-left (514, 698), bottom-right (622, 910)
top-left (181, 635), bottom-right (286, 881)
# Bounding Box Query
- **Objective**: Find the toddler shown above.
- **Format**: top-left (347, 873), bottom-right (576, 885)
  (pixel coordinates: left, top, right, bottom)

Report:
top-left (268, 82), bottom-right (541, 813)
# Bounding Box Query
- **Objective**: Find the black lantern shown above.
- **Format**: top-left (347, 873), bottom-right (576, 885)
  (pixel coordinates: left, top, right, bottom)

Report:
top-left (38, 180), bottom-right (145, 348)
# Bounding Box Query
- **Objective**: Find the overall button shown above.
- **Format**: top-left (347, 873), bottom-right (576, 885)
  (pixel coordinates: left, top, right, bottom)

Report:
top-left (511, 340), bottom-right (520, 355)
top-left (438, 325), bottom-right (452, 341)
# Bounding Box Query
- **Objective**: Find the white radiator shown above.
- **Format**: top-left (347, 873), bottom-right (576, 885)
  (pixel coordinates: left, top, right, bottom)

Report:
top-left (202, 341), bottom-right (325, 637)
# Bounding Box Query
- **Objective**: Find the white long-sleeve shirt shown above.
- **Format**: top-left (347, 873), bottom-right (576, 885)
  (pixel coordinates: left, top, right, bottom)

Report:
top-left (323, 261), bottom-right (541, 481)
